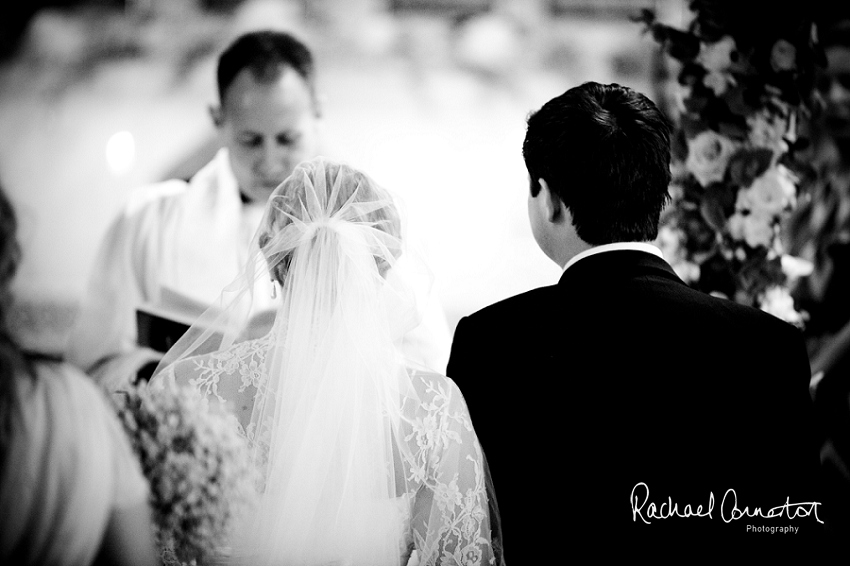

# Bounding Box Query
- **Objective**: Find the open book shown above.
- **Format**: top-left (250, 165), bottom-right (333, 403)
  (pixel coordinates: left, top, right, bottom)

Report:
top-left (137, 287), bottom-right (276, 353)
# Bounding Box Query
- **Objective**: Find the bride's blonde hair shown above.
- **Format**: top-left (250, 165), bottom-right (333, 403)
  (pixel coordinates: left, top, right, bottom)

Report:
top-left (258, 158), bottom-right (402, 284)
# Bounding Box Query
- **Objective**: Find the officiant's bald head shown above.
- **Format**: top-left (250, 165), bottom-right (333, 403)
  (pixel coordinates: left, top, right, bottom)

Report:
top-left (210, 30), bottom-right (322, 203)
top-left (522, 82), bottom-right (672, 265)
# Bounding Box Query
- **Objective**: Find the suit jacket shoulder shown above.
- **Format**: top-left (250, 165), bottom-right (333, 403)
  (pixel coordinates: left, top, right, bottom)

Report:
top-left (461, 284), bottom-right (560, 327)
top-left (445, 283), bottom-right (565, 417)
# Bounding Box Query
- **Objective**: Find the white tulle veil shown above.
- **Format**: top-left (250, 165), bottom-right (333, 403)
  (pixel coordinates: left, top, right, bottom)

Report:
top-left (151, 157), bottom-right (501, 566)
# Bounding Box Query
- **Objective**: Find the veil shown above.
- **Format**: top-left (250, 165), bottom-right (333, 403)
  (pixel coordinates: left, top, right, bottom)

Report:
top-left (150, 157), bottom-right (501, 566)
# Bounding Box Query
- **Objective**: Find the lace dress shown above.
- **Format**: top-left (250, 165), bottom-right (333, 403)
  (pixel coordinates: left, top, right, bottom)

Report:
top-left (156, 332), bottom-right (495, 566)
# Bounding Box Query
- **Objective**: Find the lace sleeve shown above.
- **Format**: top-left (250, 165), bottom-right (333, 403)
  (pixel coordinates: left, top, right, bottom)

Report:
top-left (148, 334), bottom-right (275, 437)
top-left (408, 373), bottom-right (499, 566)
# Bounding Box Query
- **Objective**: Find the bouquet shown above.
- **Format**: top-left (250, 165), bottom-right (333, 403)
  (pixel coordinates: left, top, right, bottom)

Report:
top-left (635, 0), bottom-right (826, 326)
top-left (114, 382), bottom-right (259, 566)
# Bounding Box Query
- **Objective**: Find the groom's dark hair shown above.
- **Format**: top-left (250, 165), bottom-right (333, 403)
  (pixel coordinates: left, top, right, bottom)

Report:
top-left (522, 81), bottom-right (672, 245)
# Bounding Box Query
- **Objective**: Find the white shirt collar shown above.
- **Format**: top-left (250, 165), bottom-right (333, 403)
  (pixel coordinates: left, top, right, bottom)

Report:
top-left (562, 242), bottom-right (664, 274)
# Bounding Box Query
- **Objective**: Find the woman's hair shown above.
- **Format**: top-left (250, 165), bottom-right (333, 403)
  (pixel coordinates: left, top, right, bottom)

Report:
top-left (258, 159), bottom-right (402, 285)
top-left (0, 185), bottom-right (19, 337)
top-left (0, 183), bottom-right (29, 462)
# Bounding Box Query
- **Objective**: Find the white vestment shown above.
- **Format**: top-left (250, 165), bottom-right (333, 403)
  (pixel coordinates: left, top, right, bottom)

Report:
top-left (65, 149), bottom-right (451, 390)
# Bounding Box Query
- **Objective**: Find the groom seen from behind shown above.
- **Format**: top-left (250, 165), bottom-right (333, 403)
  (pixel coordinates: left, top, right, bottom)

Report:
top-left (447, 82), bottom-right (828, 553)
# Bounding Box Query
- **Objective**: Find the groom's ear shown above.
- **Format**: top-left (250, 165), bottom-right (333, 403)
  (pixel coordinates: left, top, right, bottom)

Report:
top-left (538, 178), bottom-right (564, 224)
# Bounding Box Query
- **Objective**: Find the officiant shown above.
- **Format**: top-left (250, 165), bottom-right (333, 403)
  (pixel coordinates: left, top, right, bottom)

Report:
top-left (65, 30), bottom-right (452, 390)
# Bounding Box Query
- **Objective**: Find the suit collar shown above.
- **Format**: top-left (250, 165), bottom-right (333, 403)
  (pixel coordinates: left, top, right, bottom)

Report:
top-left (561, 242), bottom-right (664, 274)
top-left (557, 249), bottom-right (682, 288)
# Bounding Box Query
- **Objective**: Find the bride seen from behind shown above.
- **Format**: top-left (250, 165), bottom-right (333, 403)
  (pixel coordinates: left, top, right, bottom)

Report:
top-left (149, 157), bottom-right (502, 565)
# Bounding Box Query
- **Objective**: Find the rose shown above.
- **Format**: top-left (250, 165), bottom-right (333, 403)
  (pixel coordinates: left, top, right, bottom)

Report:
top-left (685, 130), bottom-right (738, 187)
top-left (697, 35), bottom-right (737, 71)
top-left (760, 285), bottom-right (805, 326)
top-left (746, 111), bottom-right (789, 154)
top-left (742, 212), bottom-right (775, 248)
top-left (727, 211), bottom-right (744, 240)
top-left (728, 210), bottom-right (775, 248)
top-left (780, 254), bottom-right (814, 280)
top-left (637, 8), bottom-right (815, 324)
top-left (770, 39), bottom-right (797, 72)
top-left (696, 36), bottom-right (738, 96)
top-left (744, 213), bottom-right (775, 248)
top-left (703, 70), bottom-right (736, 96)
top-left (736, 166), bottom-right (796, 216)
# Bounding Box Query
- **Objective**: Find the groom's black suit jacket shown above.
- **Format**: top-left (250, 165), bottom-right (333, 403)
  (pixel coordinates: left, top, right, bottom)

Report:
top-left (447, 251), bottom-right (830, 557)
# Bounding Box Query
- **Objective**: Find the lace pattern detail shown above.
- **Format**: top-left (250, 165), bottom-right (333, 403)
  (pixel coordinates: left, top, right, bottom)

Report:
top-left (404, 371), bottom-right (494, 566)
top-left (164, 340), bottom-right (495, 564)
top-left (185, 331), bottom-right (275, 405)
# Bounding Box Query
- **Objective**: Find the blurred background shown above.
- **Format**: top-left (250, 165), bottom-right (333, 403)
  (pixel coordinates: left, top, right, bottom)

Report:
top-left (0, 0), bottom-right (686, 355)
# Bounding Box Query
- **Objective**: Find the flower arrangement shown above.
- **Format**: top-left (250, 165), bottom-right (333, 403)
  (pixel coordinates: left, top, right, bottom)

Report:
top-left (636, 0), bottom-right (826, 326)
top-left (114, 382), bottom-right (258, 566)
